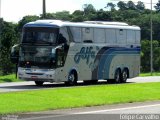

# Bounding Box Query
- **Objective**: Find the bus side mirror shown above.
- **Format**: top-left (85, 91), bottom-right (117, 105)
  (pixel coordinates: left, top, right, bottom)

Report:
top-left (10, 44), bottom-right (19, 64)
top-left (51, 48), bottom-right (56, 64)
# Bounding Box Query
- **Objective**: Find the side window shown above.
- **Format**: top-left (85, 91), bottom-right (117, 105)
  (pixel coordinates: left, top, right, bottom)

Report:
top-left (106, 29), bottom-right (116, 44)
top-left (135, 30), bottom-right (140, 44)
top-left (59, 27), bottom-right (69, 44)
top-left (116, 29), bottom-right (127, 44)
top-left (70, 27), bottom-right (82, 43)
top-left (127, 30), bottom-right (136, 44)
top-left (82, 28), bottom-right (93, 43)
top-left (94, 28), bottom-right (105, 43)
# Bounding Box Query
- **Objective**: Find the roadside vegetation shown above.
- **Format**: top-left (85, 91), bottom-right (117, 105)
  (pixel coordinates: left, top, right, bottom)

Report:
top-left (0, 74), bottom-right (20, 83)
top-left (0, 82), bottom-right (160, 114)
top-left (140, 72), bottom-right (160, 77)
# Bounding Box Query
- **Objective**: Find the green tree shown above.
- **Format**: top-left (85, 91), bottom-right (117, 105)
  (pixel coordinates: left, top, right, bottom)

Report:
top-left (141, 40), bottom-right (160, 72)
top-left (154, 0), bottom-right (160, 12)
top-left (71, 10), bottom-right (84, 22)
top-left (18, 15), bottom-right (40, 32)
top-left (152, 40), bottom-right (160, 71)
top-left (54, 11), bottom-right (72, 20)
top-left (127, 1), bottom-right (136, 10)
top-left (136, 1), bottom-right (145, 10)
top-left (0, 20), bottom-right (18, 75)
top-left (83, 4), bottom-right (96, 15)
top-left (81, 4), bottom-right (96, 21)
top-left (41, 13), bottom-right (56, 19)
top-left (95, 9), bottom-right (112, 21)
top-left (117, 1), bottom-right (127, 10)
top-left (111, 9), bottom-right (140, 22)
top-left (151, 13), bottom-right (160, 40)
top-left (106, 2), bottom-right (116, 11)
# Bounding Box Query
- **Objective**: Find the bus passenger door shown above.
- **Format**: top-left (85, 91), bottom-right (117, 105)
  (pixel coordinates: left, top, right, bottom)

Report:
top-left (56, 48), bottom-right (65, 67)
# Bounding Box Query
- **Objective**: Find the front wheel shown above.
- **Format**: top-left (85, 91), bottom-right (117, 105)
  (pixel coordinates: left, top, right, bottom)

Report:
top-left (35, 81), bottom-right (44, 86)
top-left (66, 72), bottom-right (77, 85)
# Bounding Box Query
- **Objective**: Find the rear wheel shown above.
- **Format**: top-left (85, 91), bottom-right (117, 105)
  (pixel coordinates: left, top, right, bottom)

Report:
top-left (35, 81), bottom-right (44, 86)
top-left (114, 69), bottom-right (121, 83)
top-left (121, 69), bottom-right (128, 83)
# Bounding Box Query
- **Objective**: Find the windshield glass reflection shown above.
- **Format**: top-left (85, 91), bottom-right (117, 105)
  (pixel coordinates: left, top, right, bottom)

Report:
top-left (19, 46), bottom-right (56, 69)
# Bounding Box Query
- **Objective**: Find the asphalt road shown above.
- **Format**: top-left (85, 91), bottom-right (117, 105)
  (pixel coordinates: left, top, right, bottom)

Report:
top-left (0, 76), bottom-right (160, 93)
top-left (2, 101), bottom-right (159, 120)
top-left (0, 77), bottom-right (160, 120)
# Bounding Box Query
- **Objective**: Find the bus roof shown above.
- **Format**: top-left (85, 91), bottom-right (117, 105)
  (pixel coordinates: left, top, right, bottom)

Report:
top-left (24, 20), bottom-right (140, 30)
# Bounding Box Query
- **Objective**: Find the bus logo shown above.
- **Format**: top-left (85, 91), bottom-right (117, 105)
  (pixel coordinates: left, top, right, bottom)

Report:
top-left (74, 47), bottom-right (96, 64)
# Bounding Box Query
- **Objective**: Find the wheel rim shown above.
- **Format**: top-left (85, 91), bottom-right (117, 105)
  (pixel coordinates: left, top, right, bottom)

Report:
top-left (69, 74), bottom-right (75, 83)
top-left (68, 73), bottom-right (77, 85)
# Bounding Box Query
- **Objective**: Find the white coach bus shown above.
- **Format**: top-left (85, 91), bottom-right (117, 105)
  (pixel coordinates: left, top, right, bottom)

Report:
top-left (11, 20), bottom-right (141, 86)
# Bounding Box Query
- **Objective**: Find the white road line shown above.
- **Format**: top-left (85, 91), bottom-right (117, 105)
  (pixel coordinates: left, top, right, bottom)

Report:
top-left (19, 103), bottom-right (160, 120)
top-left (75, 103), bottom-right (160, 114)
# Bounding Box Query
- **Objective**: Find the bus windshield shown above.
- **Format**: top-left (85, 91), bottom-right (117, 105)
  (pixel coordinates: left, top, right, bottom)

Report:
top-left (22, 27), bottom-right (59, 44)
top-left (19, 46), bottom-right (56, 69)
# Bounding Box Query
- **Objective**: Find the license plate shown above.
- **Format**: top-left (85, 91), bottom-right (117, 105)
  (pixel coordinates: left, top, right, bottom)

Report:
top-left (31, 76), bottom-right (38, 79)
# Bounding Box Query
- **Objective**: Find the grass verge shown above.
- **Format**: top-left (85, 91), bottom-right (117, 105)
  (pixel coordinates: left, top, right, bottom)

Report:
top-left (0, 82), bottom-right (160, 114)
top-left (0, 74), bottom-right (20, 83)
top-left (140, 72), bottom-right (160, 77)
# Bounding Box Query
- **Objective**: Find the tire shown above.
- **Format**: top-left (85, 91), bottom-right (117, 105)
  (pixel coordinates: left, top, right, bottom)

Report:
top-left (121, 69), bottom-right (128, 83)
top-left (35, 81), bottom-right (44, 86)
top-left (114, 69), bottom-right (121, 83)
top-left (67, 71), bottom-right (77, 85)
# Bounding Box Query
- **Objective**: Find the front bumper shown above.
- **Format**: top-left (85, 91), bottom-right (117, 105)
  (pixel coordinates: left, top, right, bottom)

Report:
top-left (18, 67), bottom-right (55, 82)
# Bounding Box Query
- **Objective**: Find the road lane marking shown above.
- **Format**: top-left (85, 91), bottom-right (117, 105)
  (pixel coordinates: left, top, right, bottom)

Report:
top-left (75, 103), bottom-right (160, 114)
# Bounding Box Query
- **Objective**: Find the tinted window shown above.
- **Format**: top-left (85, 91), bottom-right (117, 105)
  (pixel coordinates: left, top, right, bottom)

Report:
top-left (22, 27), bottom-right (59, 44)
